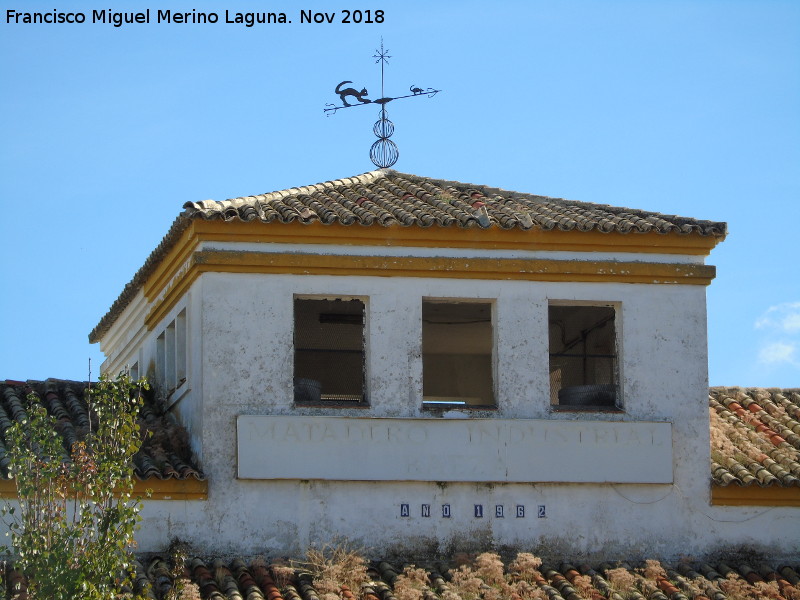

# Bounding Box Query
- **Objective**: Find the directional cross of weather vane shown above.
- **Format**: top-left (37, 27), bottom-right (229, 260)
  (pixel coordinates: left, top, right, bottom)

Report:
top-left (324, 40), bottom-right (440, 168)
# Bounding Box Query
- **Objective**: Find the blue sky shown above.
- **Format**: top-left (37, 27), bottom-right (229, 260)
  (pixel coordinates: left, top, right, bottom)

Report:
top-left (1, 0), bottom-right (798, 387)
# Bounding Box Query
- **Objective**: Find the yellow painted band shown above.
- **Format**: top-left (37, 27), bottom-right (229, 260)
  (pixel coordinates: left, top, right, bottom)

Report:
top-left (144, 248), bottom-right (716, 330)
top-left (191, 220), bottom-right (720, 254)
top-left (711, 484), bottom-right (800, 507)
top-left (140, 220), bottom-right (719, 332)
top-left (0, 477), bottom-right (207, 501)
top-left (192, 249), bottom-right (716, 283)
top-left (143, 226), bottom-right (197, 300)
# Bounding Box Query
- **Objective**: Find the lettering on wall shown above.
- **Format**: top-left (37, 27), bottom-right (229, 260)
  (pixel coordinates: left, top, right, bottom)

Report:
top-left (237, 416), bottom-right (673, 484)
top-left (400, 504), bottom-right (532, 519)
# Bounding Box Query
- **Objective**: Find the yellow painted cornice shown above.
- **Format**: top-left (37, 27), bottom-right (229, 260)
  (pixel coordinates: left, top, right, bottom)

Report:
top-left (711, 484), bottom-right (800, 507)
top-left (191, 249), bottom-right (716, 283)
top-left (133, 477), bottom-right (208, 500)
top-left (142, 220), bottom-right (718, 311)
top-left (189, 220), bottom-right (720, 254)
top-left (143, 226), bottom-right (197, 301)
top-left (138, 219), bottom-right (719, 332)
top-left (0, 477), bottom-right (207, 501)
top-left (144, 247), bottom-right (716, 331)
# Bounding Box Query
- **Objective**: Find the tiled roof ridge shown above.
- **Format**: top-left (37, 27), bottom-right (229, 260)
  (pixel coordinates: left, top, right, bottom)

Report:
top-left (395, 171), bottom-right (728, 233)
top-left (189, 169), bottom-right (728, 237)
top-left (0, 379), bottom-right (205, 482)
top-left (227, 168), bottom-right (387, 205)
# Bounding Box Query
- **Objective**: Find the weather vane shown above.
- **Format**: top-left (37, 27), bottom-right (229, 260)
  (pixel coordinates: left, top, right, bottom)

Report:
top-left (324, 39), bottom-right (440, 168)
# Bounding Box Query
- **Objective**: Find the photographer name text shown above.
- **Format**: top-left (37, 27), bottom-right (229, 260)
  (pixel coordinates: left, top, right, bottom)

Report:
top-left (6, 8), bottom-right (385, 28)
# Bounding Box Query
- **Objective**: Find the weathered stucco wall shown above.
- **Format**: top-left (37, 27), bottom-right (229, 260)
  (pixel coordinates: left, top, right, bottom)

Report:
top-left (125, 269), bottom-right (793, 562)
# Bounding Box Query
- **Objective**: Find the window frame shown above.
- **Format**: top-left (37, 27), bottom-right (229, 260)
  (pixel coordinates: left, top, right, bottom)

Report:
top-left (421, 297), bottom-right (497, 411)
top-left (547, 300), bottom-right (622, 413)
top-left (155, 307), bottom-right (188, 395)
top-left (292, 295), bottom-right (369, 407)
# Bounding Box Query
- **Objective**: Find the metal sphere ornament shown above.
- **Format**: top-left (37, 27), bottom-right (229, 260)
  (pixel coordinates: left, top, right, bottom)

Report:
top-left (370, 138), bottom-right (399, 168)
top-left (373, 114), bottom-right (395, 138)
top-left (370, 111), bottom-right (399, 168)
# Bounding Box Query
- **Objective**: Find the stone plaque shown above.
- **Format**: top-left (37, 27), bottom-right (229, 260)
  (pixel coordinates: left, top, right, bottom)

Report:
top-left (237, 416), bottom-right (672, 483)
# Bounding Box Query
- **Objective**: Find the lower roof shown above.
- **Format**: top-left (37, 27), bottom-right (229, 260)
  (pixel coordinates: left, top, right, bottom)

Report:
top-left (0, 379), bottom-right (205, 484)
top-left (5, 553), bottom-right (799, 599)
top-left (710, 387), bottom-right (800, 489)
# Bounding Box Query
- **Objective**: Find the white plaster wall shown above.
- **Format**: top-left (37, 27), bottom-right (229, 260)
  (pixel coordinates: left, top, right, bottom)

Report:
top-left (126, 269), bottom-right (800, 562)
top-left (84, 245), bottom-right (799, 561)
top-left (691, 504), bottom-right (800, 561)
top-left (99, 290), bottom-right (149, 375)
top-left (100, 282), bottom-right (206, 465)
top-left (139, 286), bottom-right (206, 465)
top-left (88, 265), bottom-right (799, 561)
top-left (156, 283), bottom-right (206, 464)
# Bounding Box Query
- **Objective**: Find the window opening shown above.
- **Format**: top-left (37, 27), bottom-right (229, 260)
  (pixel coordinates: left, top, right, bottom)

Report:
top-left (422, 300), bottom-right (495, 407)
top-left (294, 298), bottom-right (366, 403)
top-left (155, 308), bottom-right (187, 393)
top-left (165, 320), bottom-right (176, 390)
top-left (156, 332), bottom-right (165, 386)
top-left (549, 304), bottom-right (618, 409)
top-left (176, 309), bottom-right (187, 383)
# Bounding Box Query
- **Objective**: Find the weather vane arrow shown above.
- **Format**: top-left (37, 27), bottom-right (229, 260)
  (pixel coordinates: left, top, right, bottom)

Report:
top-left (324, 39), bottom-right (441, 168)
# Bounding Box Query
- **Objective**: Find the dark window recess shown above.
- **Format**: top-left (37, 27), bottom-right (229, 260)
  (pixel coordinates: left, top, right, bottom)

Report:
top-left (156, 308), bottom-right (187, 394)
top-left (549, 305), bottom-right (618, 409)
top-left (294, 298), bottom-right (365, 403)
top-left (422, 300), bottom-right (495, 407)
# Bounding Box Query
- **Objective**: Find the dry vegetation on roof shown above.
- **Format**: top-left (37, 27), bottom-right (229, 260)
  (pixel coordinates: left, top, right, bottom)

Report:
top-left (301, 544), bottom-right (371, 600)
top-left (5, 548), bottom-right (798, 599)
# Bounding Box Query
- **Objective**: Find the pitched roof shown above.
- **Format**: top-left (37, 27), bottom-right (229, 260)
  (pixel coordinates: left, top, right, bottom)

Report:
top-left (6, 554), bottom-right (799, 599)
top-left (0, 380), bottom-right (204, 482)
top-left (710, 387), bottom-right (800, 488)
top-left (183, 170), bottom-right (727, 235)
top-left (89, 169), bottom-right (727, 343)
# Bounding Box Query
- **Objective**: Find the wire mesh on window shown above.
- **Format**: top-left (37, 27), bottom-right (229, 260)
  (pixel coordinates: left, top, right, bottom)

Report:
top-left (294, 298), bottom-right (365, 403)
top-left (549, 354), bottom-right (617, 406)
top-left (549, 305), bottom-right (617, 407)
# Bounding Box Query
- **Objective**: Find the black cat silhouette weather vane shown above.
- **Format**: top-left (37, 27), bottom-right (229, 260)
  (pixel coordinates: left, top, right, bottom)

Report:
top-left (324, 40), bottom-right (440, 168)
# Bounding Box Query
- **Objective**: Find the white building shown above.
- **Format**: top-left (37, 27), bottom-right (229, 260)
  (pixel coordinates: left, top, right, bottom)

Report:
top-left (87, 169), bottom-right (798, 561)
